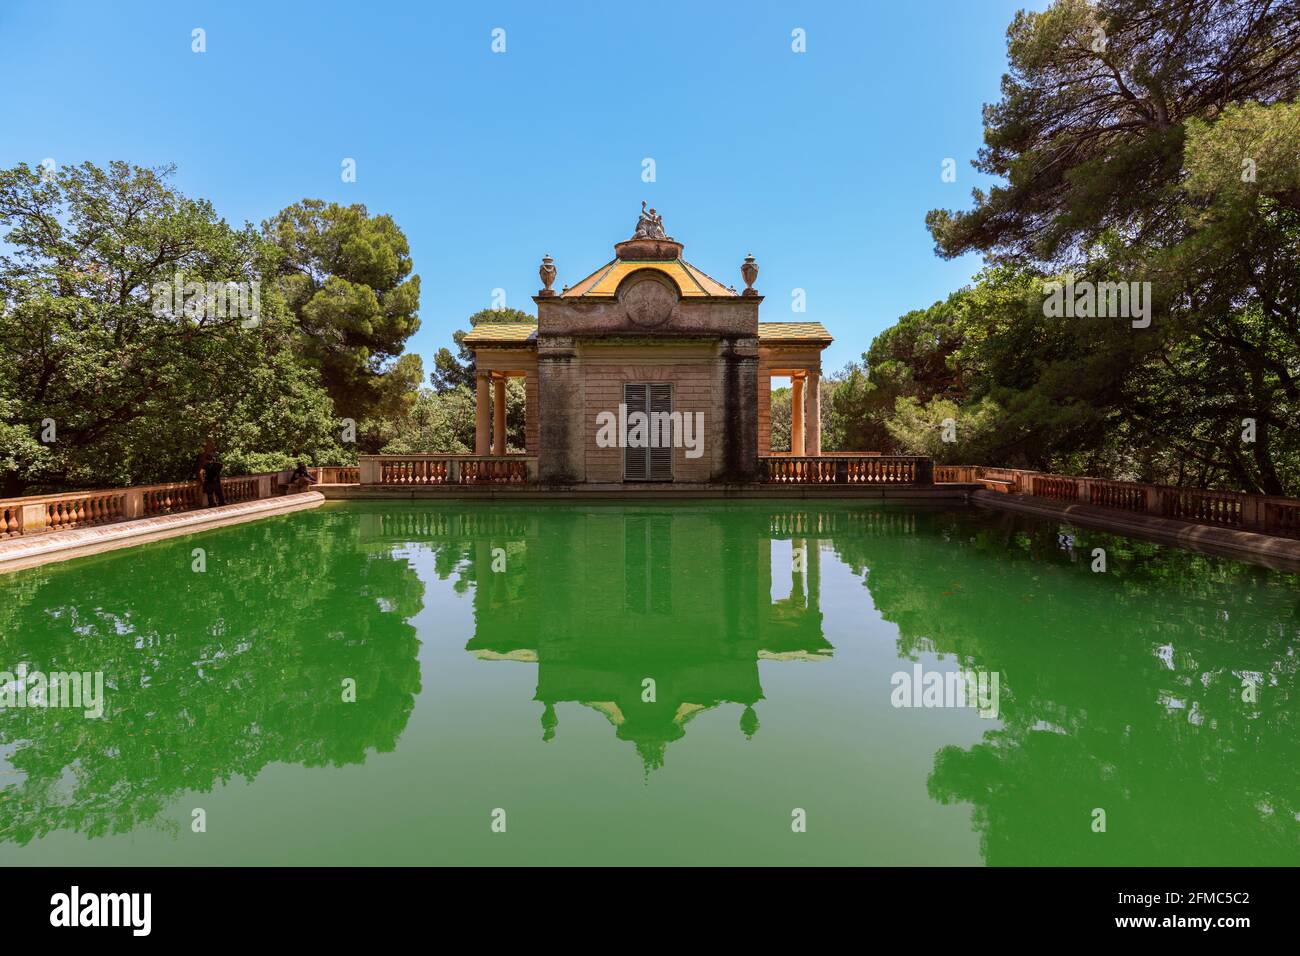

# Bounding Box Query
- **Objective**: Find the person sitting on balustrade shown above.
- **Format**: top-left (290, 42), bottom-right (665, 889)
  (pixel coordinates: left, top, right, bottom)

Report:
top-left (288, 462), bottom-right (317, 494)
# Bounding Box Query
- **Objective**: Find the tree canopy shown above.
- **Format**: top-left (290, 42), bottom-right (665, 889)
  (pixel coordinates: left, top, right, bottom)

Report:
top-left (0, 163), bottom-right (425, 493)
top-left (863, 0), bottom-right (1300, 493)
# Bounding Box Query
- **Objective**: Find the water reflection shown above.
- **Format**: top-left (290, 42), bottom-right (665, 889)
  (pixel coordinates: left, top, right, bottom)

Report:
top-left (0, 511), bottom-right (424, 846)
top-left (369, 504), bottom-right (1299, 862)
top-left (1, 502), bottom-right (1296, 864)
top-left (830, 508), bottom-right (1300, 865)
top-left (428, 507), bottom-right (834, 771)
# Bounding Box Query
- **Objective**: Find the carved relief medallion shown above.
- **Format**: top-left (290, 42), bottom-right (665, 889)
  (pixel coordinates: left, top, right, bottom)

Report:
top-left (620, 276), bottom-right (677, 328)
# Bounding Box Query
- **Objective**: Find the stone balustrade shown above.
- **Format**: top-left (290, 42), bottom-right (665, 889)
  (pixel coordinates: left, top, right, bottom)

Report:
top-left (311, 466), bottom-right (360, 484)
top-left (0, 472), bottom-right (280, 539)
top-left (359, 454), bottom-right (538, 486)
top-left (936, 465), bottom-right (1300, 538)
top-left (759, 455), bottom-right (932, 485)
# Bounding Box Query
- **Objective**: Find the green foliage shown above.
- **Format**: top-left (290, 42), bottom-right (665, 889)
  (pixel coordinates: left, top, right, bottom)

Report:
top-left (0, 161), bottom-right (344, 494)
top-left (381, 386), bottom-right (475, 454)
top-left (769, 385), bottom-right (791, 451)
top-left (886, 396), bottom-right (1003, 463)
top-left (263, 199), bottom-right (421, 425)
top-left (895, 0), bottom-right (1300, 493)
top-left (821, 364), bottom-right (890, 453)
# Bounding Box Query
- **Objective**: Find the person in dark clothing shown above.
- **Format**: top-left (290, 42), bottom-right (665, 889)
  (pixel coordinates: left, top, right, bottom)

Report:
top-left (201, 453), bottom-right (226, 507)
top-left (289, 461), bottom-right (317, 493)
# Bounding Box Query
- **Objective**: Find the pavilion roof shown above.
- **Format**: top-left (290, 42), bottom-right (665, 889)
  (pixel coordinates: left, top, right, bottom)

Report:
top-left (462, 323), bottom-right (537, 345)
top-left (462, 320), bottom-right (833, 347)
top-left (562, 258), bottom-right (736, 298)
top-left (757, 322), bottom-right (832, 345)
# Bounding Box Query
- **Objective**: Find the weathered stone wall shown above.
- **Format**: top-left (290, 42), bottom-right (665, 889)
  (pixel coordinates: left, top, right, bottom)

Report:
top-left (537, 289), bottom-right (758, 338)
top-left (578, 345), bottom-right (720, 483)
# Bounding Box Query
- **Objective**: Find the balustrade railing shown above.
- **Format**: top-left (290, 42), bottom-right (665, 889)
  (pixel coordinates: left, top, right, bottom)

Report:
top-left (759, 456), bottom-right (932, 485)
top-left (361, 455), bottom-right (537, 486)
top-left (939, 465), bottom-right (1300, 539)
top-left (0, 471), bottom-right (283, 540)
top-left (311, 466), bottom-right (360, 484)
top-left (1089, 479), bottom-right (1149, 513)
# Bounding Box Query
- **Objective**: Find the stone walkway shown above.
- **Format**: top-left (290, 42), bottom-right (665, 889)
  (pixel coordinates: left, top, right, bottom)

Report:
top-left (0, 491), bottom-right (325, 573)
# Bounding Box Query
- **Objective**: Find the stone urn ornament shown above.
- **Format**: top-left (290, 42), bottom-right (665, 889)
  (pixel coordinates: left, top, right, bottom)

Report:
top-left (538, 254), bottom-right (557, 296)
top-left (741, 254), bottom-right (759, 296)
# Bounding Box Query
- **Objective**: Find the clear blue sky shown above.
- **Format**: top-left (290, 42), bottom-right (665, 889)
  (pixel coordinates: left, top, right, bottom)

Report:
top-left (0, 0), bottom-right (1046, 376)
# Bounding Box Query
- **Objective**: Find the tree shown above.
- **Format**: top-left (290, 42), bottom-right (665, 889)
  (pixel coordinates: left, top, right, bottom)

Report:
top-left (822, 364), bottom-right (891, 452)
top-left (917, 0), bottom-right (1300, 493)
top-left (0, 161), bottom-right (341, 494)
top-left (381, 386), bottom-right (475, 454)
top-left (264, 200), bottom-right (421, 425)
top-left (769, 386), bottom-right (791, 451)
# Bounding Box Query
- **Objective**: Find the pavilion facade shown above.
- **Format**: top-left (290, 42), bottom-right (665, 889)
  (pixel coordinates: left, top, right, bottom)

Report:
top-left (463, 207), bottom-right (831, 484)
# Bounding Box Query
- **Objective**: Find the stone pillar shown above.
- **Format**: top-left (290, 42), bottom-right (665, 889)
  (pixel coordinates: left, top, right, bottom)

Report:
top-left (537, 336), bottom-right (583, 483)
top-left (359, 456), bottom-right (380, 485)
top-left (492, 375), bottom-right (507, 455)
top-left (123, 489), bottom-right (144, 519)
top-left (806, 370), bottom-right (821, 457)
top-left (791, 374), bottom-right (806, 457)
top-left (524, 367), bottom-right (540, 455)
top-left (20, 502), bottom-right (47, 533)
top-left (718, 336), bottom-right (759, 482)
top-left (475, 373), bottom-right (491, 456)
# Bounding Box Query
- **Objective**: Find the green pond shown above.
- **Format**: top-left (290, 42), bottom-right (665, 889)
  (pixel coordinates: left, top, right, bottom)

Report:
top-left (0, 501), bottom-right (1296, 866)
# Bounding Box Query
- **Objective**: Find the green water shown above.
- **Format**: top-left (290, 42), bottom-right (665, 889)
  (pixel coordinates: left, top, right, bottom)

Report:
top-left (0, 501), bottom-right (1296, 866)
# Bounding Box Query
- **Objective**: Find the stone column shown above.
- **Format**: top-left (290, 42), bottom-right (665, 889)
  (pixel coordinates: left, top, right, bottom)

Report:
top-left (537, 335), bottom-right (582, 483)
top-left (493, 374), bottom-right (507, 455)
top-left (475, 373), bottom-right (490, 456)
top-left (359, 456), bottom-right (380, 485)
top-left (791, 374), bottom-right (806, 457)
top-left (806, 370), bottom-right (821, 457)
top-left (718, 336), bottom-right (759, 482)
top-left (524, 367), bottom-right (540, 455)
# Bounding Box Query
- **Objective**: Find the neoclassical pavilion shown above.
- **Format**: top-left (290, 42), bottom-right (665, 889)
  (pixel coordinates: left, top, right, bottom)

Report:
top-left (464, 207), bottom-right (831, 483)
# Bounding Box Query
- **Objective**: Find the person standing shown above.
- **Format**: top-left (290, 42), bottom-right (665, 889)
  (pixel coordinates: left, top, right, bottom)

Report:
top-left (201, 452), bottom-right (226, 507)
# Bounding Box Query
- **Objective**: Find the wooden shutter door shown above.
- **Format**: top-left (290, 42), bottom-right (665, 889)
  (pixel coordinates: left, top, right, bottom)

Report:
top-left (648, 384), bottom-right (673, 481)
top-left (623, 383), bottom-right (649, 480)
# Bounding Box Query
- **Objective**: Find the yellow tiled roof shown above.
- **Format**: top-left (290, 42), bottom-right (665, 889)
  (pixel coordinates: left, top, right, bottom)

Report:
top-left (757, 322), bottom-right (832, 345)
top-left (465, 321), bottom-right (832, 346)
top-left (563, 258), bottom-right (736, 297)
top-left (462, 322), bottom-right (537, 345)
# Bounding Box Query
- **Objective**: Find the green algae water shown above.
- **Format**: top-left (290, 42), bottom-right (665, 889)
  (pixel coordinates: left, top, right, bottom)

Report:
top-left (0, 501), bottom-right (1296, 866)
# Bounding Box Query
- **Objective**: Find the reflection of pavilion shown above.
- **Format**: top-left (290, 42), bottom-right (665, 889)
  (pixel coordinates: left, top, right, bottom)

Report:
top-left (454, 507), bottom-right (832, 770)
